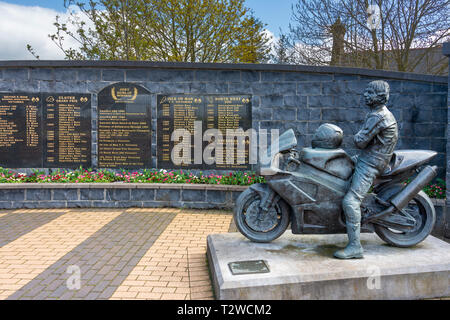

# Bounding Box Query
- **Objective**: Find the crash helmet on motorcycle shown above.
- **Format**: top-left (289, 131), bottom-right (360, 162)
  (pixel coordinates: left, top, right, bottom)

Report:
top-left (311, 123), bottom-right (343, 149)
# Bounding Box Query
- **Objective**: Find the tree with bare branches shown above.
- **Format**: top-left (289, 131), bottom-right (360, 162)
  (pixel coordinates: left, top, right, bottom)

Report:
top-left (282, 0), bottom-right (449, 75)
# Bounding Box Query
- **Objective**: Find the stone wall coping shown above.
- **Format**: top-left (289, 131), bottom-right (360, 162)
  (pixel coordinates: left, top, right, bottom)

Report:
top-left (0, 60), bottom-right (446, 83)
top-left (0, 182), bottom-right (248, 191)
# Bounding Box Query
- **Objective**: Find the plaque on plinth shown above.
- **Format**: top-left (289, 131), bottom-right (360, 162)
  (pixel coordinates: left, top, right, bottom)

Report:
top-left (97, 83), bottom-right (152, 169)
top-left (43, 94), bottom-right (92, 168)
top-left (157, 94), bottom-right (252, 170)
top-left (0, 93), bottom-right (43, 168)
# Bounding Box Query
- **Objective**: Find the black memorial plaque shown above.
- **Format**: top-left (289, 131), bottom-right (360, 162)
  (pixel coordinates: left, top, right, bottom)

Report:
top-left (97, 83), bottom-right (152, 168)
top-left (0, 93), bottom-right (43, 168)
top-left (43, 94), bottom-right (92, 168)
top-left (157, 94), bottom-right (252, 170)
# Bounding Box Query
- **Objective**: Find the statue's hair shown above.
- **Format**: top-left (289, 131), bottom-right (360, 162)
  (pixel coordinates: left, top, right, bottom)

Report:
top-left (368, 80), bottom-right (390, 104)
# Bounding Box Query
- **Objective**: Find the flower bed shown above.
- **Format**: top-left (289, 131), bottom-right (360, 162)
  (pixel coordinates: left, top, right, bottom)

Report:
top-left (0, 167), bottom-right (264, 186)
top-left (0, 167), bottom-right (445, 199)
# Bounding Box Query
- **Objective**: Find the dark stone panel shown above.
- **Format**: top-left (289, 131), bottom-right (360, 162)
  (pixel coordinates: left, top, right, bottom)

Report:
top-left (334, 94), bottom-right (363, 108)
top-left (272, 107), bottom-right (297, 121)
top-left (322, 108), bottom-right (364, 122)
top-left (32, 201), bottom-right (67, 209)
top-left (195, 70), bottom-right (219, 81)
top-left (80, 188), bottom-right (104, 200)
top-left (284, 95), bottom-right (307, 108)
top-left (188, 82), bottom-right (207, 93)
top-left (253, 107), bottom-right (272, 120)
top-left (251, 82), bottom-right (275, 95)
top-left (155, 189), bottom-right (180, 202)
top-left (26, 189), bottom-right (51, 201)
top-left (402, 81), bottom-right (432, 93)
top-left (309, 108), bottom-right (322, 121)
top-left (54, 69), bottom-right (77, 81)
top-left (158, 82), bottom-right (189, 94)
top-left (102, 69), bottom-right (125, 81)
top-left (66, 201), bottom-right (93, 208)
top-left (205, 82), bottom-right (228, 94)
top-left (261, 71), bottom-right (284, 82)
top-left (297, 82), bottom-right (322, 95)
top-left (260, 95), bottom-right (283, 107)
top-left (13, 80), bottom-right (40, 91)
top-left (3, 68), bottom-right (29, 80)
top-left (275, 82), bottom-right (297, 95)
top-left (433, 83), bottom-right (448, 93)
top-left (0, 189), bottom-right (25, 201)
top-left (206, 190), bottom-right (227, 204)
top-left (0, 80), bottom-right (12, 91)
top-left (52, 81), bottom-right (88, 92)
top-left (229, 82), bottom-right (252, 94)
top-left (105, 188), bottom-right (131, 201)
top-left (415, 94), bottom-right (447, 109)
top-left (0, 201), bottom-right (14, 209)
top-left (130, 188), bottom-right (155, 201)
top-left (218, 70), bottom-right (241, 82)
top-left (308, 95), bottom-right (334, 108)
top-left (285, 72), bottom-right (333, 82)
top-left (333, 74), bottom-right (359, 81)
top-left (241, 70), bottom-right (260, 82)
top-left (182, 189), bottom-right (206, 202)
top-left (77, 69), bottom-right (101, 81)
top-left (148, 69), bottom-right (194, 82)
top-left (52, 189), bottom-right (78, 201)
top-left (90, 201), bottom-right (119, 208)
top-left (126, 69), bottom-right (149, 81)
top-left (30, 68), bottom-right (54, 81)
top-left (432, 108), bottom-right (447, 123)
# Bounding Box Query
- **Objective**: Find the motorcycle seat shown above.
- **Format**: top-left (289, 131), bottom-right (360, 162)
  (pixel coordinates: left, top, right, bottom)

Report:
top-left (301, 147), bottom-right (354, 180)
top-left (380, 150), bottom-right (437, 177)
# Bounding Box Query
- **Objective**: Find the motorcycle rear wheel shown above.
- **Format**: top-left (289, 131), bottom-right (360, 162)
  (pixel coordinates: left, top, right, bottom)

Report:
top-left (234, 187), bottom-right (290, 243)
top-left (374, 187), bottom-right (436, 248)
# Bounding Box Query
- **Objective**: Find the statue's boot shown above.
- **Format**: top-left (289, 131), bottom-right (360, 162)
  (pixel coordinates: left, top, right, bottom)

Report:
top-left (334, 223), bottom-right (364, 259)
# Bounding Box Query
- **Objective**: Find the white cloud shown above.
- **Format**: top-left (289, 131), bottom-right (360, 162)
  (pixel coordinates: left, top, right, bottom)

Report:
top-left (0, 2), bottom-right (82, 60)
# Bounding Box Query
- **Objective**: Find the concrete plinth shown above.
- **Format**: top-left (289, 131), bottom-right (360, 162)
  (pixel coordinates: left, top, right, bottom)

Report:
top-left (207, 232), bottom-right (450, 300)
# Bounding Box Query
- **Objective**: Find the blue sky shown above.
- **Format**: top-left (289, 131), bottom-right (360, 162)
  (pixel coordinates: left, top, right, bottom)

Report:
top-left (3, 0), bottom-right (296, 35)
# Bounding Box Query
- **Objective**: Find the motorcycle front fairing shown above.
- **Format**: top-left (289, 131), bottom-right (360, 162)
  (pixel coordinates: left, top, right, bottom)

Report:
top-left (260, 129), bottom-right (297, 176)
top-left (261, 130), bottom-right (351, 235)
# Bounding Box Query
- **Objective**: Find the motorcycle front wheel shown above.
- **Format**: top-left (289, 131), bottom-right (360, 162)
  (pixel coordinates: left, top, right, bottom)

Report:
top-left (374, 188), bottom-right (436, 248)
top-left (234, 187), bottom-right (290, 243)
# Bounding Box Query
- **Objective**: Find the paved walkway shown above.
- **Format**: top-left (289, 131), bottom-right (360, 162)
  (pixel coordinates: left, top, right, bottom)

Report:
top-left (0, 208), bottom-right (235, 300)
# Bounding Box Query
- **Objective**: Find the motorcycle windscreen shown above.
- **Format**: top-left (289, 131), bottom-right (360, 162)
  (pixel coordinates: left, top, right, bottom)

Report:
top-left (260, 129), bottom-right (297, 165)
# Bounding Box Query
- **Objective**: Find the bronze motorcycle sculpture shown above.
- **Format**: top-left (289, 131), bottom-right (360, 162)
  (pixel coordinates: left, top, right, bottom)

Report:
top-left (234, 127), bottom-right (437, 248)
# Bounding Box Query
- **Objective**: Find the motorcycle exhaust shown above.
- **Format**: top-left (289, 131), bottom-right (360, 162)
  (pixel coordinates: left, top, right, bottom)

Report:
top-left (390, 165), bottom-right (437, 210)
top-left (364, 165), bottom-right (437, 223)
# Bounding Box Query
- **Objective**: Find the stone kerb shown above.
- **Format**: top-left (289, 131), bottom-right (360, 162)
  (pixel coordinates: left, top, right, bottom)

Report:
top-left (0, 183), bottom-right (247, 210)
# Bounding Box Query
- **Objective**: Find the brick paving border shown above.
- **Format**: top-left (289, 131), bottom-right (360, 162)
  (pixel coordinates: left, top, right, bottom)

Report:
top-left (0, 208), bottom-right (233, 300)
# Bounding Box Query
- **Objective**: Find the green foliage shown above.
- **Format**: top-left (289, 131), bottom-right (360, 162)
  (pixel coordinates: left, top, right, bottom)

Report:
top-left (29, 0), bottom-right (271, 63)
top-left (422, 178), bottom-right (446, 199)
top-left (0, 168), bottom-right (264, 186)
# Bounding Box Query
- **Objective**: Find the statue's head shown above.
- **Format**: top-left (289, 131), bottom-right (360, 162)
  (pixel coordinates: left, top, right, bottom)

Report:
top-left (364, 80), bottom-right (390, 108)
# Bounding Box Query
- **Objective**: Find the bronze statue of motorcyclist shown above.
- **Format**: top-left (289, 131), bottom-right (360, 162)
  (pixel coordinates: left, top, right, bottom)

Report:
top-left (334, 80), bottom-right (398, 259)
top-left (234, 79), bottom-right (437, 255)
